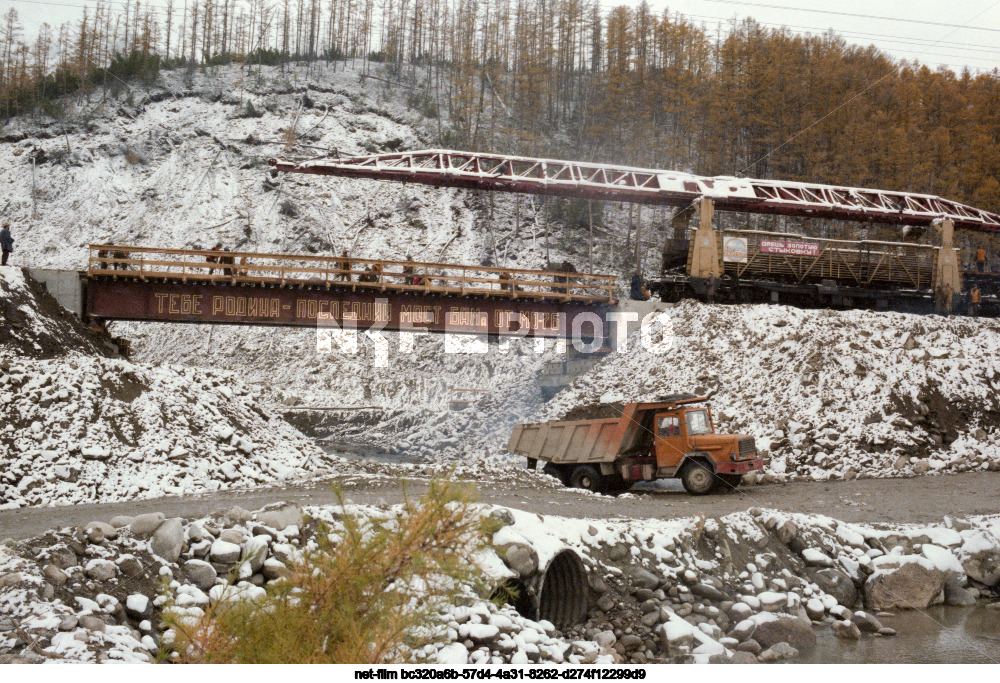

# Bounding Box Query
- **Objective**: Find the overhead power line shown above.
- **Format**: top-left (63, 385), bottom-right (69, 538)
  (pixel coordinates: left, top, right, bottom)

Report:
top-left (703, 0), bottom-right (1000, 34)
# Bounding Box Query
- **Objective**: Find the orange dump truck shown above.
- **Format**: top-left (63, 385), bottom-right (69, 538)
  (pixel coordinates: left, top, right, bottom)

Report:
top-left (508, 395), bottom-right (762, 495)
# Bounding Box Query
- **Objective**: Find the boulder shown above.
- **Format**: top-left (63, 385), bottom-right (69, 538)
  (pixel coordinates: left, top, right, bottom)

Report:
top-left (48, 546), bottom-right (77, 570)
top-left (831, 619), bottom-right (861, 640)
top-left (851, 611), bottom-right (883, 633)
top-left (807, 568), bottom-right (858, 608)
top-left (110, 515), bottom-right (135, 529)
top-left (759, 642), bottom-right (798, 662)
top-left (219, 529), bottom-right (247, 545)
top-left (692, 583), bottom-right (726, 601)
top-left (210, 540), bottom-right (242, 564)
top-left (79, 615), bottom-right (106, 632)
top-left (116, 555), bottom-right (144, 578)
top-left (255, 502), bottom-right (304, 531)
top-left (242, 535), bottom-right (271, 573)
top-left (43, 564), bottom-right (68, 586)
top-left (962, 547), bottom-right (1000, 587)
top-left (261, 558), bottom-right (286, 581)
top-left (125, 594), bottom-right (152, 620)
top-left (863, 561), bottom-right (945, 610)
top-left (130, 513), bottom-right (166, 538)
top-left (750, 614), bottom-right (816, 651)
top-left (626, 566), bottom-right (661, 590)
top-left (594, 631), bottom-right (616, 649)
top-left (502, 543), bottom-right (539, 578)
top-left (84, 559), bottom-right (117, 581)
top-left (184, 560), bottom-right (218, 591)
top-left (728, 619), bottom-right (756, 642)
top-left (150, 518), bottom-right (185, 563)
top-left (657, 623), bottom-right (693, 656)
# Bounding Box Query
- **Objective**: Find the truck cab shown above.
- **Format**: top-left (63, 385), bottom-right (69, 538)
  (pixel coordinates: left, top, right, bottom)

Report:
top-left (650, 404), bottom-right (760, 493)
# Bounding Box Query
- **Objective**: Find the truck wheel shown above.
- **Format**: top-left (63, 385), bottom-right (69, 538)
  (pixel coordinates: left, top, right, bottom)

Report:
top-left (681, 461), bottom-right (716, 496)
top-left (542, 463), bottom-right (567, 485)
top-left (604, 474), bottom-right (632, 495)
top-left (569, 465), bottom-right (604, 493)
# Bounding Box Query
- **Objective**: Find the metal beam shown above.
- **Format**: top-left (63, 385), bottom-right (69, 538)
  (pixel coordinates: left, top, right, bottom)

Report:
top-left (269, 150), bottom-right (1000, 232)
top-left (85, 278), bottom-right (611, 339)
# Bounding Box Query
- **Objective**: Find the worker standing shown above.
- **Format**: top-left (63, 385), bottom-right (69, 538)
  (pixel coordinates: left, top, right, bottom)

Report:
top-left (976, 247), bottom-right (987, 272)
top-left (971, 285), bottom-right (982, 316)
top-left (337, 249), bottom-right (351, 281)
top-left (1, 222), bottom-right (13, 266)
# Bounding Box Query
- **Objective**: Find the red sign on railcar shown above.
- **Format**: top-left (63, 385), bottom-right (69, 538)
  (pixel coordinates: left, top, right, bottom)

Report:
top-left (759, 239), bottom-right (821, 257)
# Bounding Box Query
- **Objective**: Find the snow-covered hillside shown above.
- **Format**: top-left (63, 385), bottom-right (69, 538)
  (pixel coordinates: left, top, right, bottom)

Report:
top-left (0, 62), bottom-right (626, 457)
top-left (544, 301), bottom-right (1000, 481)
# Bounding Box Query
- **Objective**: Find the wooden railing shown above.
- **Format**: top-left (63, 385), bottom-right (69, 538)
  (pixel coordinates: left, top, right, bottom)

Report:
top-left (86, 245), bottom-right (618, 304)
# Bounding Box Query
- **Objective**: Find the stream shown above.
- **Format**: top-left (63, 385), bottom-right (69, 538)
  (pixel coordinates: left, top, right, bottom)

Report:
top-left (802, 606), bottom-right (1000, 664)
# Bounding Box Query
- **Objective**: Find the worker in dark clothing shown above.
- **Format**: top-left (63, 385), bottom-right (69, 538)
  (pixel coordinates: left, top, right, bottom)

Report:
top-left (206, 244), bottom-right (222, 275)
top-left (97, 249), bottom-right (109, 270)
top-left (1, 223), bottom-right (13, 266)
top-left (402, 256), bottom-right (416, 285)
top-left (630, 273), bottom-right (650, 301)
top-left (218, 248), bottom-right (235, 276)
top-left (337, 249), bottom-right (351, 281)
top-left (976, 248), bottom-right (987, 272)
top-left (112, 249), bottom-right (129, 270)
top-left (970, 285), bottom-right (982, 316)
top-left (706, 273), bottom-right (717, 304)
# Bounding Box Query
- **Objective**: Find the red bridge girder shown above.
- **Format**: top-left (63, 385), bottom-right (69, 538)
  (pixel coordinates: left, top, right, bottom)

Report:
top-left (269, 150), bottom-right (1000, 232)
top-left (85, 278), bottom-right (611, 339)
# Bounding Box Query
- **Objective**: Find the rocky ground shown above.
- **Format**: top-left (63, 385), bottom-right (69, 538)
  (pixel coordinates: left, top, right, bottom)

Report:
top-left (1, 497), bottom-right (998, 664)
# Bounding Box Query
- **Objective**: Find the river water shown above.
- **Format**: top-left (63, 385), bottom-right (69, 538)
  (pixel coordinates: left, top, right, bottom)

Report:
top-left (801, 606), bottom-right (1000, 664)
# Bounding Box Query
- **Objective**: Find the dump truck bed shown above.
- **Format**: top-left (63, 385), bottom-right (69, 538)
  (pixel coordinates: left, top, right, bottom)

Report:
top-left (508, 417), bottom-right (627, 464)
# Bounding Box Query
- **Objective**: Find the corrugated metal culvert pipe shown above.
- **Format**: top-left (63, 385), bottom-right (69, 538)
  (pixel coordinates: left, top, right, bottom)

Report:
top-left (494, 549), bottom-right (591, 629)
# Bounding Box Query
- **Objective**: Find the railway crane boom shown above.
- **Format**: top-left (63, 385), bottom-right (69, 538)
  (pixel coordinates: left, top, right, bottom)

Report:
top-left (269, 149), bottom-right (1000, 233)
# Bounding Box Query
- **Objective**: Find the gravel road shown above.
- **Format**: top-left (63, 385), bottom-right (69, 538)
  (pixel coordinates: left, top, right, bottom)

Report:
top-left (2, 471), bottom-right (998, 541)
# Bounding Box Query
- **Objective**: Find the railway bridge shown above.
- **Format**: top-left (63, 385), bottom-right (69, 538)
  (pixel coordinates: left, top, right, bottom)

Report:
top-left (77, 245), bottom-right (618, 339)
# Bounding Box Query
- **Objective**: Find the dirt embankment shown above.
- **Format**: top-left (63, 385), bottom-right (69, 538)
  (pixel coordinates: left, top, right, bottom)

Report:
top-left (0, 269), bottom-right (118, 359)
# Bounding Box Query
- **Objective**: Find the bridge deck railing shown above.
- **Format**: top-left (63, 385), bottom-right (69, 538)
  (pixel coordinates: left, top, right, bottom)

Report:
top-left (87, 245), bottom-right (618, 304)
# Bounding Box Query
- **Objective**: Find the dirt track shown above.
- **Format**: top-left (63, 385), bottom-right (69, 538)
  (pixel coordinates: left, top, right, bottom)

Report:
top-left (2, 470), bottom-right (998, 541)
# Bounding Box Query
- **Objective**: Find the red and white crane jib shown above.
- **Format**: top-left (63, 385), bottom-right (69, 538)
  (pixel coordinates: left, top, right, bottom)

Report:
top-left (268, 149), bottom-right (1000, 232)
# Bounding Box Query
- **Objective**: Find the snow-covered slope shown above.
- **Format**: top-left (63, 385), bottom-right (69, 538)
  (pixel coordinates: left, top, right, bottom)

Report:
top-left (0, 270), bottom-right (348, 510)
top-left (543, 301), bottom-right (1000, 481)
top-left (0, 62), bottom-right (619, 459)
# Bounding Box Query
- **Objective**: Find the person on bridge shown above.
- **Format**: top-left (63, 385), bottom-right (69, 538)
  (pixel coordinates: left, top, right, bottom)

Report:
top-left (970, 285), bottom-right (982, 316)
top-left (112, 250), bottom-right (129, 270)
top-left (337, 249), bottom-right (351, 281)
top-left (1, 223), bottom-right (13, 266)
top-left (218, 248), bottom-right (235, 276)
top-left (206, 244), bottom-right (222, 275)
top-left (630, 272), bottom-right (650, 301)
top-left (402, 256), bottom-right (416, 285)
top-left (976, 247), bottom-right (988, 272)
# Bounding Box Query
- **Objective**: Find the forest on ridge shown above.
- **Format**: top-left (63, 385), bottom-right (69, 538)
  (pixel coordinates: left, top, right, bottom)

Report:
top-left (0, 0), bottom-right (998, 212)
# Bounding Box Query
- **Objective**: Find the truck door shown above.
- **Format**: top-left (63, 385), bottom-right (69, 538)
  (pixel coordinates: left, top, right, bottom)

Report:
top-left (654, 412), bottom-right (687, 468)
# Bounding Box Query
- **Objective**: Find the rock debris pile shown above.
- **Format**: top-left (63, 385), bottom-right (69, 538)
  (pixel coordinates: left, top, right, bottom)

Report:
top-left (545, 301), bottom-right (1000, 481)
top-left (0, 354), bottom-right (346, 509)
top-left (1, 503), bottom-right (997, 664)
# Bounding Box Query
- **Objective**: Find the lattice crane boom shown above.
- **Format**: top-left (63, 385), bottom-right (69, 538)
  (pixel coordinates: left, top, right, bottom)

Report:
top-left (269, 149), bottom-right (1000, 232)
